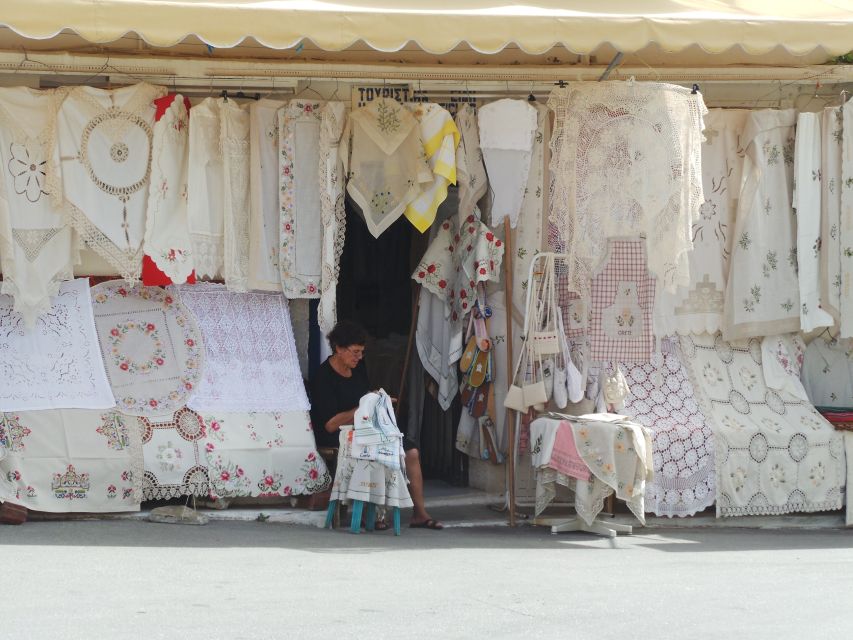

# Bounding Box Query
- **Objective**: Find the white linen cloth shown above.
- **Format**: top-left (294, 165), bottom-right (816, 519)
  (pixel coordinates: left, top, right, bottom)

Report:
top-left (351, 390), bottom-right (405, 471)
top-left (341, 97), bottom-right (432, 238)
top-left (0, 408), bottom-right (143, 512)
top-left (548, 82), bottom-right (706, 299)
top-left (317, 102), bottom-right (348, 337)
top-left (679, 332), bottom-right (844, 517)
top-left (174, 283), bottom-right (309, 413)
top-left (137, 406), bottom-right (210, 500)
top-left (724, 109), bottom-right (800, 340)
top-left (403, 102), bottom-right (459, 232)
top-left (49, 83), bottom-right (165, 282)
top-left (91, 280), bottom-right (205, 417)
top-left (794, 112), bottom-right (834, 332)
top-left (200, 410), bottom-right (330, 499)
top-left (477, 99), bottom-right (537, 227)
top-left (220, 100), bottom-right (251, 292)
top-left (279, 99), bottom-right (324, 298)
top-left (761, 333), bottom-right (809, 402)
top-left (330, 427), bottom-right (413, 508)
top-left (621, 348), bottom-right (717, 518)
top-left (1, 278), bottom-right (114, 411)
top-left (248, 98), bottom-right (286, 292)
top-left (820, 106), bottom-right (844, 323)
top-left (187, 97), bottom-right (225, 278)
top-left (143, 94), bottom-right (194, 284)
top-left (0, 87), bottom-right (76, 326)
top-left (801, 336), bottom-right (853, 408)
top-left (840, 100), bottom-right (853, 338)
top-left (655, 109), bottom-right (748, 336)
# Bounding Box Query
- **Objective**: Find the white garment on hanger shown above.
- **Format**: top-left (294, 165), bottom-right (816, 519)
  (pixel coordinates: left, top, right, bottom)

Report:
top-left (0, 87), bottom-right (75, 326)
top-left (220, 100), bottom-right (251, 292)
top-left (248, 98), bottom-right (286, 291)
top-left (794, 112), bottom-right (834, 332)
top-left (477, 99), bottom-right (537, 227)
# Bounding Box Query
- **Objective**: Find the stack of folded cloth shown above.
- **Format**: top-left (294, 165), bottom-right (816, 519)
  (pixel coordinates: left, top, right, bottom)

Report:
top-left (816, 407), bottom-right (853, 431)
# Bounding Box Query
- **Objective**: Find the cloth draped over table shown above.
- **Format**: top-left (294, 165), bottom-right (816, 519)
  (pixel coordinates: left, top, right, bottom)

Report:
top-left (548, 82), bottom-right (707, 301)
top-left (0, 408), bottom-right (143, 512)
top-left (679, 332), bottom-right (844, 517)
top-left (801, 336), bottom-right (853, 407)
top-left (138, 406), bottom-right (209, 500)
top-left (174, 283), bottom-right (309, 414)
top-left (621, 349), bottom-right (716, 518)
top-left (91, 280), bottom-right (205, 417)
top-left (0, 87), bottom-right (76, 326)
top-left (340, 97), bottom-right (432, 238)
top-left (142, 94), bottom-right (195, 286)
top-left (1, 278), bottom-right (114, 412)
top-left (279, 99), bottom-right (324, 298)
top-left (723, 109), bottom-right (800, 340)
top-left (477, 99), bottom-right (538, 228)
top-left (655, 109), bottom-right (748, 337)
top-left (49, 83), bottom-right (165, 283)
top-left (248, 98), bottom-right (286, 292)
top-left (793, 112), bottom-right (834, 332)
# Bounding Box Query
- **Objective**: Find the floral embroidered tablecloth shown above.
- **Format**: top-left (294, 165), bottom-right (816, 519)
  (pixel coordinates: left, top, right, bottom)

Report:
top-left (138, 407), bottom-right (210, 500)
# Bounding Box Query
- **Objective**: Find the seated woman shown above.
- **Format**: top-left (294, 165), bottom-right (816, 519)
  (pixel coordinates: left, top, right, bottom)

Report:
top-left (310, 320), bottom-right (443, 530)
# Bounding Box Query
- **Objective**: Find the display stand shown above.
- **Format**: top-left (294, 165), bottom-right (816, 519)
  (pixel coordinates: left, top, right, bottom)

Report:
top-left (533, 515), bottom-right (632, 538)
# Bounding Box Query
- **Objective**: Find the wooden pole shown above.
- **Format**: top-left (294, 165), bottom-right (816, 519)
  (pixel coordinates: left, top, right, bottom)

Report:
top-left (396, 283), bottom-right (421, 420)
top-left (503, 217), bottom-right (516, 527)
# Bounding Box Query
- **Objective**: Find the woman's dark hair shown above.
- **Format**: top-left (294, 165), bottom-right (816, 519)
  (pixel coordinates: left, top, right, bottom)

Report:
top-left (327, 320), bottom-right (368, 352)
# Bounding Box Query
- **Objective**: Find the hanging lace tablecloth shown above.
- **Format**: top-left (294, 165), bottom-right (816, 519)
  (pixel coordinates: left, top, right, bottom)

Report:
top-left (50, 83), bottom-right (165, 282)
top-left (655, 109), bottom-right (748, 336)
top-left (801, 337), bottom-right (853, 407)
top-left (142, 94), bottom-right (195, 285)
top-left (174, 283), bottom-right (309, 413)
top-left (91, 280), bottom-right (204, 416)
top-left (1, 279), bottom-right (114, 412)
top-left (840, 100), bottom-right (853, 338)
top-left (724, 109), bottom-right (800, 340)
top-left (0, 408), bottom-right (143, 512)
top-left (248, 98), bottom-right (286, 292)
top-left (0, 87), bottom-right (76, 326)
top-left (621, 349), bottom-right (716, 517)
top-left (330, 427), bottom-right (412, 508)
top-left (548, 82), bottom-right (706, 300)
top-left (198, 410), bottom-right (329, 499)
top-left (138, 407), bottom-right (210, 500)
top-left (317, 102), bottom-right (348, 338)
top-left (341, 97), bottom-right (432, 238)
top-left (588, 238), bottom-right (656, 363)
top-left (187, 98), bottom-right (225, 278)
top-left (279, 99), bottom-right (324, 298)
top-left (820, 106), bottom-right (844, 324)
top-left (679, 332), bottom-right (844, 517)
top-left (794, 112), bottom-right (834, 332)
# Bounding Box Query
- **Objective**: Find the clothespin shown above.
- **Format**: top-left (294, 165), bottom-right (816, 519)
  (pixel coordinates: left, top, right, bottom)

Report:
top-left (691, 83), bottom-right (700, 95)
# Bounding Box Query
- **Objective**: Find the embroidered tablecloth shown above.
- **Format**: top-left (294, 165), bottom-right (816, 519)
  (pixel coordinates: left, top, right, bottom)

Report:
top-left (330, 427), bottom-right (412, 508)
top-left (91, 280), bottom-right (205, 416)
top-left (0, 409), bottom-right (143, 512)
top-left (138, 407), bottom-right (210, 500)
top-left (679, 332), bottom-right (844, 517)
top-left (1, 279), bottom-right (114, 411)
top-left (174, 283), bottom-right (309, 413)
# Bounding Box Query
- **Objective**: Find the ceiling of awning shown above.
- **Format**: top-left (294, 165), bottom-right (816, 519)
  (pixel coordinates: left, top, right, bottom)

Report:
top-left (2, 1), bottom-right (852, 67)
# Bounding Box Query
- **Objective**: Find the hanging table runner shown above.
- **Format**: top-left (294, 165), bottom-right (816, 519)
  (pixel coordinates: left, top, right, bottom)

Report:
top-left (655, 109), bottom-right (748, 336)
top-left (840, 100), bottom-right (853, 337)
top-left (248, 98), bottom-right (286, 292)
top-left (0, 87), bottom-right (76, 325)
top-left (317, 102), bottom-right (348, 337)
top-left (724, 109), bottom-right (800, 340)
top-left (679, 332), bottom-right (844, 517)
top-left (0, 408), bottom-right (143, 512)
top-left (279, 99), bottom-right (324, 298)
top-left (341, 97), bottom-right (432, 238)
top-left (548, 82), bottom-right (706, 300)
top-left (0, 278), bottom-right (114, 412)
top-left (588, 238), bottom-right (656, 363)
top-left (138, 407), bottom-right (210, 500)
top-left (91, 280), bottom-right (204, 416)
top-left (820, 106), bottom-right (844, 324)
top-left (620, 348), bottom-right (716, 517)
top-left (50, 83), bottom-right (165, 283)
top-left (220, 100), bottom-right (251, 292)
top-left (142, 94), bottom-right (195, 286)
top-left (201, 411), bottom-right (330, 499)
top-left (174, 283), bottom-right (309, 413)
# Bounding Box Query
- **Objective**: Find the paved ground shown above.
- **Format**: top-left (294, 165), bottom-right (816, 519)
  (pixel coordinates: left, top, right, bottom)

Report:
top-left (2, 518), bottom-right (852, 640)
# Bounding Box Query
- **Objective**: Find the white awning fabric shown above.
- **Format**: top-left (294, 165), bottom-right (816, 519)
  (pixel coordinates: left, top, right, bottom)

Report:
top-left (4, 1), bottom-right (853, 57)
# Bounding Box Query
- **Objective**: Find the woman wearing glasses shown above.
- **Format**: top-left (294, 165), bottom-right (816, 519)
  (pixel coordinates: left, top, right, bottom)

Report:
top-left (310, 320), bottom-right (443, 530)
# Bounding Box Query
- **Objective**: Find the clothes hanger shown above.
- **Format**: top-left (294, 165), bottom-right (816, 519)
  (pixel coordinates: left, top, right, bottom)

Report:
top-left (329, 77), bottom-right (341, 101)
top-left (296, 78), bottom-right (323, 100)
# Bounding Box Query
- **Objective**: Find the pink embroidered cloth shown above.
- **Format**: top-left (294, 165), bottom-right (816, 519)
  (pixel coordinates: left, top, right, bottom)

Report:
top-left (549, 420), bottom-right (591, 481)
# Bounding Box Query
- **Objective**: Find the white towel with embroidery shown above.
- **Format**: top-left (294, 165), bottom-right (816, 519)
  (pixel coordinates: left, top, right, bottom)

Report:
top-left (351, 390), bottom-right (405, 471)
top-left (840, 100), bottom-right (853, 337)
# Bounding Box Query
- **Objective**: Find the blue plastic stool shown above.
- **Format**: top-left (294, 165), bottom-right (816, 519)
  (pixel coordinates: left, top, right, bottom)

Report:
top-left (325, 499), bottom-right (401, 535)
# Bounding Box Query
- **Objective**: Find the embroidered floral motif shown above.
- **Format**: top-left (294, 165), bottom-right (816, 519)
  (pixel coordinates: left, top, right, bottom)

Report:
top-left (7, 141), bottom-right (47, 202)
top-left (107, 321), bottom-right (167, 375)
top-left (96, 412), bottom-right (130, 451)
top-left (0, 414), bottom-right (32, 453)
top-left (51, 464), bottom-right (90, 500)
